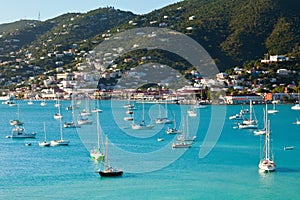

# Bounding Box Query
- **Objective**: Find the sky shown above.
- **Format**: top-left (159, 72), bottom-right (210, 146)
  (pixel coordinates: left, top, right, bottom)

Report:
top-left (0, 0), bottom-right (181, 24)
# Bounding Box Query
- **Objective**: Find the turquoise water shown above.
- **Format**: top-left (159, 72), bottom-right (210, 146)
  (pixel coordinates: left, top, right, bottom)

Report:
top-left (0, 100), bottom-right (299, 199)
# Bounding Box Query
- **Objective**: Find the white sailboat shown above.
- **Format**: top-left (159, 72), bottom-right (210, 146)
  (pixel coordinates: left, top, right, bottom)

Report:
top-left (10, 103), bottom-right (23, 126)
top-left (294, 118), bottom-right (300, 125)
top-left (172, 116), bottom-right (193, 148)
top-left (50, 118), bottom-right (70, 146)
top-left (98, 136), bottom-right (123, 177)
top-left (131, 100), bottom-right (154, 130)
top-left (39, 122), bottom-right (50, 147)
top-left (238, 100), bottom-right (258, 129)
top-left (90, 112), bottom-right (105, 161)
top-left (187, 106), bottom-right (197, 117)
top-left (291, 92), bottom-right (300, 110)
top-left (258, 119), bottom-right (276, 172)
top-left (267, 102), bottom-right (279, 114)
top-left (40, 100), bottom-right (47, 106)
top-left (166, 113), bottom-right (182, 134)
top-left (291, 104), bottom-right (300, 110)
top-left (54, 98), bottom-right (60, 107)
top-left (91, 100), bottom-right (103, 113)
top-left (27, 99), bottom-right (34, 105)
top-left (54, 99), bottom-right (63, 119)
top-left (155, 101), bottom-right (173, 124)
top-left (254, 104), bottom-right (268, 136)
top-left (80, 99), bottom-right (92, 116)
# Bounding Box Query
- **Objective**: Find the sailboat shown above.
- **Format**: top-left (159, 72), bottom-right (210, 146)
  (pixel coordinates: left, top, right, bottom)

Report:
top-left (54, 99), bottom-right (63, 119)
top-left (254, 105), bottom-right (268, 136)
top-left (98, 136), bottom-right (123, 177)
top-left (50, 118), bottom-right (70, 146)
top-left (39, 122), bottom-right (50, 147)
top-left (131, 100), bottom-right (154, 130)
top-left (291, 104), bottom-right (300, 110)
top-left (91, 100), bottom-right (103, 113)
top-left (155, 101), bottom-right (173, 124)
top-left (238, 100), bottom-right (258, 129)
top-left (291, 92), bottom-right (300, 110)
top-left (40, 100), bottom-right (47, 107)
top-left (294, 118), bottom-right (300, 125)
top-left (172, 116), bottom-right (193, 148)
top-left (166, 113), bottom-right (182, 134)
top-left (258, 119), bottom-right (276, 172)
top-left (10, 103), bottom-right (23, 126)
top-left (80, 99), bottom-right (92, 116)
top-left (90, 112), bottom-right (105, 161)
top-left (27, 99), bottom-right (34, 105)
top-left (54, 98), bottom-right (60, 107)
top-left (187, 106), bottom-right (197, 117)
top-left (267, 102), bottom-right (279, 114)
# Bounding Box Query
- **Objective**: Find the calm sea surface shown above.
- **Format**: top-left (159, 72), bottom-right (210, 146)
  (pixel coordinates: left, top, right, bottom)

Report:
top-left (0, 100), bottom-right (299, 199)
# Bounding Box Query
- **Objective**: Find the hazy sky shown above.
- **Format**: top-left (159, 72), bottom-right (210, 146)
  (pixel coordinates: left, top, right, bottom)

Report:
top-left (0, 0), bottom-right (181, 24)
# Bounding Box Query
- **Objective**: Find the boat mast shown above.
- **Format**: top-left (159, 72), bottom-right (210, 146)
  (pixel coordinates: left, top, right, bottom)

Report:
top-left (59, 118), bottom-right (63, 140)
top-left (265, 120), bottom-right (270, 160)
top-left (96, 112), bottom-right (101, 150)
top-left (249, 100), bottom-right (253, 122)
top-left (44, 122), bottom-right (47, 141)
top-left (105, 136), bottom-right (109, 169)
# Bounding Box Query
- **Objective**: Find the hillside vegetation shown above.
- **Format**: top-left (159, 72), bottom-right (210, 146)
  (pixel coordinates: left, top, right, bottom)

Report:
top-left (0, 0), bottom-right (299, 89)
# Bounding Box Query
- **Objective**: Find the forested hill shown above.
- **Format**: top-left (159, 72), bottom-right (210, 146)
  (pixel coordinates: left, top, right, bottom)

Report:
top-left (127, 0), bottom-right (299, 69)
top-left (0, 0), bottom-right (299, 78)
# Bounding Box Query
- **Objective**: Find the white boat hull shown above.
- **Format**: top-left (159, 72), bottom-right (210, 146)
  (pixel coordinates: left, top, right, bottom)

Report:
top-left (50, 140), bottom-right (70, 146)
top-left (254, 129), bottom-right (266, 135)
top-left (259, 159), bottom-right (276, 172)
top-left (238, 123), bottom-right (258, 129)
top-left (166, 128), bottom-right (182, 134)
top-left (39, 141), bottom-right (51, 147)
top-left (267, 110), bottom-right (278, 114)
top-left (131, 123), bottom-right (154, 130)
top-left (291, 104), bottom-right (300, 110)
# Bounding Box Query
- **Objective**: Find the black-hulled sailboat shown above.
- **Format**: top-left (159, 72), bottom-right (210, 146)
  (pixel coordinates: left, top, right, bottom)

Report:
top-left (98, 137), bottom-right (123, 177)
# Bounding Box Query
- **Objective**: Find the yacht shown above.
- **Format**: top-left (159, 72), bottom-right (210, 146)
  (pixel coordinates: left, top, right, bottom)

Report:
top-left (238, 100), bottom-right (258, 129)
top-left (98, 137), bottom-right (123, 177)
top-left (50, 119), bottom-right (70, 146)
top-left (39, 122), bottom-right (50, 147)
top-left (9, 125), bottom-right (37, 138)
top-left (258, 120), bottom-right (276, 172)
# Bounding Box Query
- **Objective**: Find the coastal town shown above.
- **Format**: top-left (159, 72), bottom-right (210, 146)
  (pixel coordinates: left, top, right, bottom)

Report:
top-left (0, 52), bottom-right (299, 105)
top-left (0, 8), bottom-right (300, 104)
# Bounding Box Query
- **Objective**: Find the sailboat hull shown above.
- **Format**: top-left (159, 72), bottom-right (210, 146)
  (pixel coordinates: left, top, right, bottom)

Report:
top-left (39, 141), bottom-right (51, 147)
top-left (50, 140), bottom-right (70, 146)
top-left (291, 104), bottom-right (300, 110)
top-left (99, 170), bottom-right (123, 177)
top-left (131, 124), bottom-right (154, 130)
top-left (259, 160), bottom-right (276, 172)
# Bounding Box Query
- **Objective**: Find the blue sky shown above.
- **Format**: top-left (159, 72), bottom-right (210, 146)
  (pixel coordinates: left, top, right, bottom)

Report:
top-left (0, 0), bottom-right (181, 24)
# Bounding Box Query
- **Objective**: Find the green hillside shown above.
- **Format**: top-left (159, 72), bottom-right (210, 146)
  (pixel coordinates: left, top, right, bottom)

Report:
top-left (0, 20), bottom-right (38, 33)
top-left (124, 0), bottom-right (299, 69)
